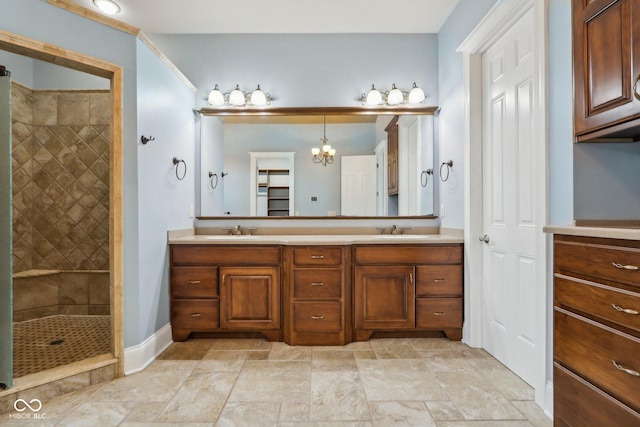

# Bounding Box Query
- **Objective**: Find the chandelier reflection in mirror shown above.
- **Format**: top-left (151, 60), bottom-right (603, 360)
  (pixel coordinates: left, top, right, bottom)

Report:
top-left (361, 82), bottom-right (426, 106)
top-left (312, 116), bottom-right (336, 166)
top-left (208, 84), bottom-right (271, 107)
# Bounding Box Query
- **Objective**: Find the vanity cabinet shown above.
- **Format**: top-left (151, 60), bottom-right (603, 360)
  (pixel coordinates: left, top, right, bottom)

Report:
top-left (170, 245), bottom-right (281, 341)
top-left (573, 0), bottom-right (640, 142)
top-left (283, 246), bottom-right (351, 345)
top-left (553, 235), bottom-right (640, 424)
top-left (385, 116), bottom-right (399, 195)
top-left (353, 244), bottom-right (463, 341)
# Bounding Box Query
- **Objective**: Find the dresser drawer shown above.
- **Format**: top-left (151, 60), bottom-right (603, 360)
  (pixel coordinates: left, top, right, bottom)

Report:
top-left (171, 266), bottom-right (218, 298)
top-left (416, 265), bottom-right (462, 297)
top-left (293, 301), bottom-right (342, 332)
top-left (555, 240), bottom-right (640, 286)
top-left (416, 298), bottom-right (462, 329)
top-left (171, 299), bottom-right (219, 330)
top-left (293, 269), bottom-right (342, 299)
top-left (292, 247), bottom-right (342, 266)
top-left (554, 308), bottom-right (640, 412)
top-left (554, 363), bottom-right (640, 427)
top-left (354, 245), bottom-right (462, 265)
top-left (555, 274), bottom-right (640, 334)
top-left (171, 245), bottom-right (281, 266)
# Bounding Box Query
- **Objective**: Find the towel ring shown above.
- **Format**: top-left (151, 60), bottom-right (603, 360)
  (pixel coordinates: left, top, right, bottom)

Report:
top-left (420, 168), bottom-right (434, 188)
top-left (208, 172), bottom-right (219, 189)
top-left (173, 157), bottom-right (187, 181)
top-left (440, 160), bottom-right (453, 182)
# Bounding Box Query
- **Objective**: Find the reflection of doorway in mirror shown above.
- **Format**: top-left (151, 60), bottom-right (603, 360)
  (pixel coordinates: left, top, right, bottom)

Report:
top-left (249, 152), bottom-right (295, 216)
top-left (341, 155), bottom-right (377, 216)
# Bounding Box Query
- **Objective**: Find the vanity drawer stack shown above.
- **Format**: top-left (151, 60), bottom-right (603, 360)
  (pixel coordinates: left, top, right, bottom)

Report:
top-left (352, 244), bottom-right (463, 341)
top-left (170, 245), bottom-right (282, 342)
top-left (284, 246), bottom-right (351, 345)
top-left (553, 235), bottom-right (640, 425)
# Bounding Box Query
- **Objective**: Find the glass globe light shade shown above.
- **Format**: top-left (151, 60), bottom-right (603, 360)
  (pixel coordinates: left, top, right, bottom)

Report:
top-left (93, 0), bottom-right (121, 15)
top-left (329, 148), bottom-right (336, 156)
top-left (312, 147), bottom-right (321, 156)
top-left (408, 82), bottom-right (426, 104)
top-left (322, 144), bottom-right (331, 153)
top-left (365, 85), bottom-right (382, 105)
top-left (387, 84), bottom-right (404, 105)
top-left (229, 85), bottom-right (246, 106)
top-left (208, 85), bottom-right (225, 106)
top-left (250, 85), bottom-right (267, 106)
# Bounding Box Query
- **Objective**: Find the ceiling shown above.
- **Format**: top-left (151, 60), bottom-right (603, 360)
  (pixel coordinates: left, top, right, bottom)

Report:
top-left (69, 0), bottom-right (460, 34)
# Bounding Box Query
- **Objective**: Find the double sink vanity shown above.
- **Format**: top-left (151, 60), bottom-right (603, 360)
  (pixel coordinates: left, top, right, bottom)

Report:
top-left (168, 230), bottom-right (464, 346)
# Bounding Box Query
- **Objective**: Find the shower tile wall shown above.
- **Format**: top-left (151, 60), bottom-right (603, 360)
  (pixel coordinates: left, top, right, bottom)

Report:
top-left (11, 83), bottom-right (111, 273)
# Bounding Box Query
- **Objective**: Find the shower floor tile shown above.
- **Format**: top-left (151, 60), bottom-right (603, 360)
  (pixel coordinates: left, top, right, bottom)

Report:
top-left (13, 315), bottom-right (111, 378)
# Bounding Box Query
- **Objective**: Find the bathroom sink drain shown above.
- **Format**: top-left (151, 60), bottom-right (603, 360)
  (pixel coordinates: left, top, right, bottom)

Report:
top-left (49, 339), bottom-right (64, 346)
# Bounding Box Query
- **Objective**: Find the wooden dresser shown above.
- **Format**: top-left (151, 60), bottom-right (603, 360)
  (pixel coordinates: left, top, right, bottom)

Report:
top-left (553, 234), bottom-right (640, 425)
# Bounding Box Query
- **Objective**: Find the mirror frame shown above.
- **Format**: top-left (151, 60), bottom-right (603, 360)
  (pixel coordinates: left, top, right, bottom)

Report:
top-left (196, 105), bottom-right (439, 220)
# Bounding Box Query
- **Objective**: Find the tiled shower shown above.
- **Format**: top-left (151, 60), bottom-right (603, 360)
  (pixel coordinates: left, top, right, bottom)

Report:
top-left (11, 82), bottom-right (111, 377)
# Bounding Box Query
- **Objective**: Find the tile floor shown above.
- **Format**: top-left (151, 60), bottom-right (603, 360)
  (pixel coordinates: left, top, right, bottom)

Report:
top-left (0, 338), bottom-right (552, 426)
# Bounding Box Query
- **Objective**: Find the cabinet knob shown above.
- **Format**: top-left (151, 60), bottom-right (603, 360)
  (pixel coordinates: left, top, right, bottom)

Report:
top-left (311, 315), bottom-right (324, 320)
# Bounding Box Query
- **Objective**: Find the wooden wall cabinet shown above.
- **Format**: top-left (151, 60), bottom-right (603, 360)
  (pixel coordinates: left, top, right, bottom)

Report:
top-left (283, 246), bottom-right (351, 346)
top-left (385, 116), bottom-right (399, 195)
top-left (170, 245), bottom-right (281, 342)
top-left (573, 0), bottom-right (640, 142)
top-left (353, 244), bottom-right (463, 341)
top-left (553, 235), bottom-right (640, 424)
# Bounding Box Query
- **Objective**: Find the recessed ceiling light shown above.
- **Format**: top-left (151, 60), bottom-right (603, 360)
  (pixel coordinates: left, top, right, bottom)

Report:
top-left (93, 0), bottom-right (121, 15)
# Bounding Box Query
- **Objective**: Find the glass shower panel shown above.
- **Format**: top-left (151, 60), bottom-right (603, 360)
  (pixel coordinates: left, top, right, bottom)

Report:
top-left (0, 69), bottom-right (13, 389)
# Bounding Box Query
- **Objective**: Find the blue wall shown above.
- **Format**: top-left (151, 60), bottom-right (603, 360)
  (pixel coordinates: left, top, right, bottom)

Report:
top-left (147, 33), bottom-right (440, 109)
top-left (437, 0), bottom-right (498, 229)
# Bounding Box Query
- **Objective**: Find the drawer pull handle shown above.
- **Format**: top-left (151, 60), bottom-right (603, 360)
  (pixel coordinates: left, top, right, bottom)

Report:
top-left (612, 304), bottom-right (639, 315)
top-left (311, 315), bottom-right (324, 320)
top-left (612, 360), bottom-right (640, 377)
top-left (188, 280), bottom-right (201, 285)
top-left (190, 313), bottom-right (203, 318)
top-left (434, 312), bottom-right (446, 316)
top-left (409, 273), bottom-right (413, 285)
top-left (433, 279), bottom-right (446, 283)
top-left (311, 282), bottom-right (324, 287)
top-left (612, 262), bottom-right (639, 271)
top-left (311, 255), bottom-right (325, 259)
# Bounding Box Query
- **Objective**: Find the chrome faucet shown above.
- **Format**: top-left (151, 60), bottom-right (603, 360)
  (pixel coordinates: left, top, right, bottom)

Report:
top-left (391, 225), bottom-right (401, 235)
top-left (232, 225), bottom-right (242, 235)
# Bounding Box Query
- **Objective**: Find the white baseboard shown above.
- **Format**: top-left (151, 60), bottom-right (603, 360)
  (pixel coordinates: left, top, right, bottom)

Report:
top-left (544, 380), bottom-right (553, 420)
top-left (123, 323), bottom-right (173, 375)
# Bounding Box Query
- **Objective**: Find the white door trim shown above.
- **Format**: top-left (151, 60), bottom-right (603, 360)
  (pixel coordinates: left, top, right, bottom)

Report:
top-left (457, 0), bottom-right (549, 410)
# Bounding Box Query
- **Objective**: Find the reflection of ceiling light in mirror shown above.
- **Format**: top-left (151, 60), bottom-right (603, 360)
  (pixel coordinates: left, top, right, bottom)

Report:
top-left (93, 0), bottom-right (121, 15)
top-left (312, 116), bottom-right (336, 166)
top-left (361, 82), bottom-right (426, 106)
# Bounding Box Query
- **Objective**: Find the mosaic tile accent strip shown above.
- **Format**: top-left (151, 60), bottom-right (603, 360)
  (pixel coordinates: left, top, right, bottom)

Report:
top-left (13, 315), bottom-right (111, 378)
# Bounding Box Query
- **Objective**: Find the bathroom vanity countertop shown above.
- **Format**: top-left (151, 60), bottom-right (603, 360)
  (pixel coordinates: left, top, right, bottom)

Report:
top-left (543, 224), bottom-right (640, 241)
top-left (167, 233), bottom-right (464, 245)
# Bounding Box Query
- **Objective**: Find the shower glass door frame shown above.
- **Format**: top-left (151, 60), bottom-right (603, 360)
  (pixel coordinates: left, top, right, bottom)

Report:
top-left (0, 70), bottom-right (13, 389)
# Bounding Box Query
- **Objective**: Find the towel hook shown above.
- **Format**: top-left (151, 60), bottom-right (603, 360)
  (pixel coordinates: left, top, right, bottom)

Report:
top-left (140, 135), bottom-right (155, 145)
top-left (173, 157), bottom-right (187, 180)
top-left (420, 168), bottom-right (434, 188)
top-left (440, 160), bottom-right (453, 182)
top-left (208, 172), bottom-right (219, 189)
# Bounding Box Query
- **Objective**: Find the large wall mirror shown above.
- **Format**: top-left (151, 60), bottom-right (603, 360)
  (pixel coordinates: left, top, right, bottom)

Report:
top-left (198, 107), bottom-right (437, 218)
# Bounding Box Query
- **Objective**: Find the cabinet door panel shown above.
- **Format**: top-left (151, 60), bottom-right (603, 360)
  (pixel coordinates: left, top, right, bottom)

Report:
top-left (573, 0), bottom-right (640, 138)
top-left (354, 266), bottom-right (415, 329)
top-left (220, 267), bottom-right (280, 330)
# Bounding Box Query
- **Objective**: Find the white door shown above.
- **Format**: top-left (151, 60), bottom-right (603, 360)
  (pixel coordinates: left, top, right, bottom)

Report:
top-left (481, 8), bottom-right (536, 386)
top-left (374, 139), bottom-right (387, 216)
top-left (341, 155), bottom-right (376, 216)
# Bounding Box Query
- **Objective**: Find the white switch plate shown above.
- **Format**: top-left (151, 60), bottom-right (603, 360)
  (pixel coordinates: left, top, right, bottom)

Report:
top-left (440, 204), bottom-right (445, 218)
top-left (189, 204), bottom-right (194, 218)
